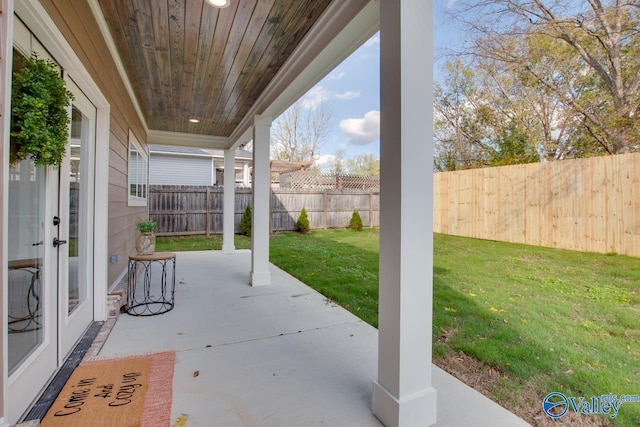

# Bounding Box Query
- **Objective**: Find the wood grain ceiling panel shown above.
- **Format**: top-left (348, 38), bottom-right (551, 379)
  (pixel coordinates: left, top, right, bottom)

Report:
top-left (98, 0), bottom-right (332, 137)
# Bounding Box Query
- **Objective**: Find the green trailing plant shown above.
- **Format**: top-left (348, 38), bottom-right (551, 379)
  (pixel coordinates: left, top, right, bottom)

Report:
top-left (135, 218), bottom-right (157, 233)
top-left (349, 210), bottom-right (363, 231)
top-left (295, 207), bottom-right (310, 234)
top-left (11, 53), bottom-right (73, 166)
top-left (239, 205), bottom-right (252, 236)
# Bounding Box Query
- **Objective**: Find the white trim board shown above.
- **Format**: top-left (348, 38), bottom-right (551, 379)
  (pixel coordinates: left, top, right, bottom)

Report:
top-left (15, 0), bottom-right (111, 321)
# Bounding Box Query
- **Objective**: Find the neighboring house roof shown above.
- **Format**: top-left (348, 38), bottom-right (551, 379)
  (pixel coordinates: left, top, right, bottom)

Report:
top-left (270, 160), bottom-right (313, 174)
top-left (236, 148), bottom-right (253, 160)
top-left (149, 146), bottom-right (313, 185)
top-left (149, 145), bottom-right (253, 186)
top-left (149, 144), bottom-right (210, 156)
top-left (150, 144), bottom-right (253, 160)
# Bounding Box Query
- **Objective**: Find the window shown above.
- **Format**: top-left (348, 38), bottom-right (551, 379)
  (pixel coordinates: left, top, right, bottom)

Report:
top-left (128, 130), bottom-right (148, 206)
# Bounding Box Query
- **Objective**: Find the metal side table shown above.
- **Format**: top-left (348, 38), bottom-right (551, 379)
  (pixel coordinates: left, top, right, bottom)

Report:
top-left (8, 259), bottom-right (42, 332)
top-left (127, 252), bottom-right (176, 316)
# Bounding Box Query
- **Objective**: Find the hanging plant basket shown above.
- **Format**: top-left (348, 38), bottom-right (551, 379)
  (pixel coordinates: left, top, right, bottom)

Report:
top-left (10, 53), bottom-right (73, 166)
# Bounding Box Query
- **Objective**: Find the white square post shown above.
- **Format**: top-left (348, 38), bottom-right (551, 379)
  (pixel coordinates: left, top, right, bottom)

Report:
top-left (243, 163), bottom-right (250, 187)
top-left (222, 149), bottom-right (236, 254)
top-left (372, 0), bottom-right (437, 426)
top-left (250, 115), bottom-right (272, 286)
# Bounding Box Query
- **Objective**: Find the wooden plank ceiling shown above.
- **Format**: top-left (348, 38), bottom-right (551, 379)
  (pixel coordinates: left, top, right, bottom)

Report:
top-left (98, 0), bottom-right (332, 137)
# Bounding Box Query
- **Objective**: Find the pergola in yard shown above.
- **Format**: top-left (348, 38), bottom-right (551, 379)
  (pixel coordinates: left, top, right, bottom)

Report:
top-left (99, 0), bottom-right (435, 425)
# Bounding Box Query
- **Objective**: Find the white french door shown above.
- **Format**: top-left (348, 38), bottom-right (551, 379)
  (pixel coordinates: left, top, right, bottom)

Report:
top-left (7, 76), bottom-right (97, 423)
top-left (7, 21), bottom-right (98, 421)
top-left (57, 78), bottom-right (96, 358)
top-left (7, 139), bottom-right (59, 422)
top-left (7, 36), bottom-right (60, 422)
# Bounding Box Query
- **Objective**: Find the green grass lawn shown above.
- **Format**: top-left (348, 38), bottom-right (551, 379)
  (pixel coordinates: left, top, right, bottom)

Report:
top-left (430, 233), bottom-right (640, 426)
top-left (270, 229), bottom-right (380, 327)
top-left (156, 234), bottom-right (252, 252)
top-left (157, 230), bottom-right (640, 426)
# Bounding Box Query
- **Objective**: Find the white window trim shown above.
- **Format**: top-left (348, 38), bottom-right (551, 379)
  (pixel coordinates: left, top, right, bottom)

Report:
top-left (128, 129), bottom-right (148, 206)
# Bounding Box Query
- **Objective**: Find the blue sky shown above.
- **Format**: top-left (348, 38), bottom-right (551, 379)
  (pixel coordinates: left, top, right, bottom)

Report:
top-left (286, 1), bottom-right (462, 171)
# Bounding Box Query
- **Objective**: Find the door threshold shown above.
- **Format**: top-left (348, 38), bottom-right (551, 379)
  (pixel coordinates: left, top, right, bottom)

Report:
top-left (19, 321), bottom-right (104, 423)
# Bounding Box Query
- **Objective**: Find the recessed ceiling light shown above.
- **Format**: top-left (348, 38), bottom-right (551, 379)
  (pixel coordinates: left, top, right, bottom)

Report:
top-left (206, 0), bottom-right (230, 8)
top-left (189, 118), bottom-right (200, 123)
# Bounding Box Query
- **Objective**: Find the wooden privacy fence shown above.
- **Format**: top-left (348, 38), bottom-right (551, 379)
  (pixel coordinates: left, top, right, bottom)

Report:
top-left (433, 152), bottom-right (640, 258)
top-left (149, 186), bottom-right (379, 236)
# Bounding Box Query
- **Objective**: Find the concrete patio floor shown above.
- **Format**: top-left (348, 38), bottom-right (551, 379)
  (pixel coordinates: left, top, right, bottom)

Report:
top-left (97, 250), bottom-right (530, 426)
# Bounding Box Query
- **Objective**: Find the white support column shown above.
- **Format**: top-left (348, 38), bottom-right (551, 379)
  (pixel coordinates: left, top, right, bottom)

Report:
top-left (243, 163), bottom-right (250, 187)
top-left (222, 149), bottom-right (236, 254)
top-left (372, 1), bottom-right (436, 427)
top-left (250, 115), bottom-right (271, 286)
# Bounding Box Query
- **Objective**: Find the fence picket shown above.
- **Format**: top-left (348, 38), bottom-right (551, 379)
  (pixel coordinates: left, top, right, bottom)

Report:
top-left (433, 152), bottom-right (640, 258)
top-left (150, 153), bottom-right (640, 258)
top-left (149, 186), bottom-right (380, 235)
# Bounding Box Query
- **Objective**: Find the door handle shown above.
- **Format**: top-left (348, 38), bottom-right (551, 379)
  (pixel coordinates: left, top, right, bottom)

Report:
top-left (53, 238), bottom-right (67, 248)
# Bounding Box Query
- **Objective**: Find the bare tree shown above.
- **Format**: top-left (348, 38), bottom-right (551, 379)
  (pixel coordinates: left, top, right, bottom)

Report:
top-left (434, 60), bottom-right (496, 170)
top-left (475, 54), bottom-right (591, 160)
top-left (332, 149), bottom-right (347, 174)
top-left (451, 0), bottom-right (640, 154)
top-left (346, 153), bottom-right (380, 176)
top-left (271, 99), bottom-right (332, 163)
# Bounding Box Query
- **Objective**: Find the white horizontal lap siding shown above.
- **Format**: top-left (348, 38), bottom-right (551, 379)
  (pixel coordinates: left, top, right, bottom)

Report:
top-left (150, 154), bottom-right (213, 186)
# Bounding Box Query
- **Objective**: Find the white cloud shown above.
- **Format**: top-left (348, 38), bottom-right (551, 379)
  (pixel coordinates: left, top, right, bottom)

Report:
top-left (364, 34), bottom-right (380, 48)
top-left (313, 154), bottom-right (337, 171)
top-left (299, 86), bottom-right (360, 109)
top-left (328, 71), bottom-right (345, 80)
top-left (300, 86), bottom-right (331, 109)
top-left (334, 91), bottom-right (360, 100)
top-left (339, 110), bottom-right (380, 145)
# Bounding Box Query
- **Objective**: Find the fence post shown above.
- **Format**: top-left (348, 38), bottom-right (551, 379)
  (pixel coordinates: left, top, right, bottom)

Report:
top-left (269, 187), bottom-right (273, 233)
top-left (151, 184), bottom-right (382, 236)
top-left (323, 190), bottom-right (328, 229)
top-left (369, 190), bottom-right (374, 228)
top-left (206, 187), bottom-right (211, 237)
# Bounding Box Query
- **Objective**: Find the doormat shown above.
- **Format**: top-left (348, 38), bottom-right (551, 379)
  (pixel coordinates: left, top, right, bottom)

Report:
top-left (41, 351), bottom-right (175, 427)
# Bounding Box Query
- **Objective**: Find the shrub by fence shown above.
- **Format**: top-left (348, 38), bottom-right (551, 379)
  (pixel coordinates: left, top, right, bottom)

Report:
top-left (433, 152), bottom-right (640, 258)
top-left (149, 186), bottom-right (379, 236)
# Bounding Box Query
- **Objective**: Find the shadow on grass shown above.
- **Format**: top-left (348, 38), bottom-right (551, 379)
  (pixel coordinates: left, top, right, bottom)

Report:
top-left (272, 229), bottom-right (555, 377)
top-left (270, 229), bottom-right (380, 326)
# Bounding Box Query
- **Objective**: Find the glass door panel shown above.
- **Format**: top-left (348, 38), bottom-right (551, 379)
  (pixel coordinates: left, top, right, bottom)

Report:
top-left (7, 158), bottom-right (46, 374)
top-left (67, 106), bottom-right (84, 314)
